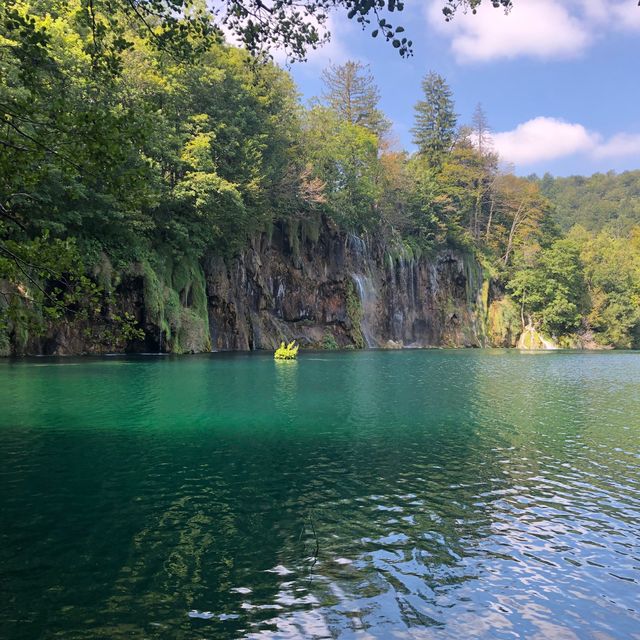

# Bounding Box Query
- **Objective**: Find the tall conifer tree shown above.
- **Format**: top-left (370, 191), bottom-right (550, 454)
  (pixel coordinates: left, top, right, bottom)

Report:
top-left (411, 71), bottom-right (457, 164)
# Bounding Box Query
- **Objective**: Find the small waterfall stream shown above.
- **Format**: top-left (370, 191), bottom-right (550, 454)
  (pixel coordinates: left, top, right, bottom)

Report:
top-left (347, 234), bottom-right (379, 348)
top-left (351, 273), bottom-right (378, 348)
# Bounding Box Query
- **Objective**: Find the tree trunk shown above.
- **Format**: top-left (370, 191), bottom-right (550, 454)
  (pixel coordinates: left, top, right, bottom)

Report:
top-left (485, 194), bottom-right (495, 241)
top-left (503, 197), bottom-right (527, 266)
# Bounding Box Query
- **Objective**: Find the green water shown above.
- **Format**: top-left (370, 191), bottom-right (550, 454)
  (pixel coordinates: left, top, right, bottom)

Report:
top-left (1, 350), bottom-right (639, 639)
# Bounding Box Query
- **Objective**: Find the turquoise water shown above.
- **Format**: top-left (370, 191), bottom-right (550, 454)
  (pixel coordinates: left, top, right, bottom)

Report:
top-left (1, 350), bottom-right (639, 639)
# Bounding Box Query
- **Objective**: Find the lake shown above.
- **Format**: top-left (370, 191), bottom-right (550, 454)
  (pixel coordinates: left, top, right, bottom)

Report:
top-left (1, 350), bottom-right (639, 639)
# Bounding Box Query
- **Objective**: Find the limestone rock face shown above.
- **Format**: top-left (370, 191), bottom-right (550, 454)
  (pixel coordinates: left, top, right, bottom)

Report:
top-left (203, 219), bottom-right (490, 351)
top-left (12, 217), bottom-right (496, 354)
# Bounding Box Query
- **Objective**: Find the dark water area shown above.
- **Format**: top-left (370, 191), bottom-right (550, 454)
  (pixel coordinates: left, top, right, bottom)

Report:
top-left (1, 350), bottom-right (639, 639)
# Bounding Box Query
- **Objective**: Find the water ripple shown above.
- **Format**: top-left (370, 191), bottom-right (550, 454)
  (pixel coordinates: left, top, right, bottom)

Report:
top-left (0, 351), bottom-right (639, 639)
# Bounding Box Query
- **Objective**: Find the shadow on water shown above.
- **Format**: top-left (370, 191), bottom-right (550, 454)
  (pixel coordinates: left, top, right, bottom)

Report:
top-left (0, 350), bottom-right (639, 638)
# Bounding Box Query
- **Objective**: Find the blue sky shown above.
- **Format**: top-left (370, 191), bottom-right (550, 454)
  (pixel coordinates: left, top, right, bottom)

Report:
top-left (277, 0), bottom-right (640, 177)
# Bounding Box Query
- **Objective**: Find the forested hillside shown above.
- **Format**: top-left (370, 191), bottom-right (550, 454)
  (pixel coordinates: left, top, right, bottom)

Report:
top-left (1, 0), bottom-right (639, 353)
top-left (539, 171), bottom-right (640, 233)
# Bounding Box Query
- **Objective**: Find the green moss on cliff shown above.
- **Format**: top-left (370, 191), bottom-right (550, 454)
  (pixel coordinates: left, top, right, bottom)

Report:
top-left (346, 279), bottom-right (365, 349)
top-left (385, 237), bottom-right (425, 264)
top-left (487, 297), bottom-right (520, 347)
top-left (0, 292), bottom-right (10, 356)
top-left (321, 329), bottom-right (339, 350)
top-left (142, 257), bottom-right (210, 353)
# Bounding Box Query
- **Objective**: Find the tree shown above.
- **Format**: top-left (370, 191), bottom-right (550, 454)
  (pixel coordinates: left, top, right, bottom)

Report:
top-left (442, 0), bottom-right (513, 21)
top-left (7, 1), bottom-right (616, 72)
top-left (302, 106), bottom-right (381, 229)
top-left (1, 1), bottom-right (530, 81)
top-left (377, 145), bottom-right (413, 231)
top-left (6, 0), bottom-right (639, 355)
top-left (537, 170), bottom-right (640, 234)
top-left (411, 71), bottom-right (457, 165)
top-left (471, 103), bottom-right (492, 156)
top-left (493, 175), bottom-right (551, 267)
top-left (427, 141), bottom-right (479, 244)
top-left (507, 237), bottom-right (587, 336)
top-left (321, 61), bottom-right (390, 137)
top-left (0, 1), bottom-right (306, 351)
top-left (194, 1), bottom-right (520, 62)
top-left (572, 227), bottom-right (640, 348)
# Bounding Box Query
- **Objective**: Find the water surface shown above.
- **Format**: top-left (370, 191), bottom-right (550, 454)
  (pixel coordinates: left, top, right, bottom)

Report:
top-left (1, 350), bottom-right (639, 639)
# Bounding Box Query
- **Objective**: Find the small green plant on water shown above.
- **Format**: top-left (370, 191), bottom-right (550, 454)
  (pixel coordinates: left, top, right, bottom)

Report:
top-left (275, 340), bottom-right (299, 359)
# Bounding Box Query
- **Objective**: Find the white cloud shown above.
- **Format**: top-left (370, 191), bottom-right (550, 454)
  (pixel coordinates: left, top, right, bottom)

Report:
top-left (612, 1), bottom-right (640, 31)
top-left (578, 0), bottom-right (609, 22)
top-left (426, 0), bottom-right (640, 63)
top-left (592, 133), bottom-right (640, 159)
top-left (492, 117), bottom-right (596, 164)
top-left (491, 116), bottom-right (640, 166)
top-left (427, 0), bottom-right (590, 63)
top-left (580, 0), bottom-right (640, 31)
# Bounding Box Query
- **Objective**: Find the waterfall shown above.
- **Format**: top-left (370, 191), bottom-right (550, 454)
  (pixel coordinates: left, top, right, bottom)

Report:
top-left (346, 233), bottom-right (367, 256)
top-left (351, 273), bottom-right (378, 348)
top-left (346, 233), bottom-right (379, 348)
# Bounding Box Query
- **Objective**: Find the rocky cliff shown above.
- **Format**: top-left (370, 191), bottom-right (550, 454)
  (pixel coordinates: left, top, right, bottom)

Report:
top-left (204, 219), bottom-right (491, 351)
top-left (8, 218), bottom-right (514, 355)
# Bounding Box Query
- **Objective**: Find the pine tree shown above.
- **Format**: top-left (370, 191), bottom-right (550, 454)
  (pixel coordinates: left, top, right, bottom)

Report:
top-left (321, 61), bottom-right (390, 137)
top-left (411, 71), bottom-right (457, 164)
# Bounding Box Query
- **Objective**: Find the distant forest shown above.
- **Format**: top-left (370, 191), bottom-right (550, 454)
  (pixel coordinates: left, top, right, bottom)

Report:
top-left (538, 171), bottom-right (640, 234)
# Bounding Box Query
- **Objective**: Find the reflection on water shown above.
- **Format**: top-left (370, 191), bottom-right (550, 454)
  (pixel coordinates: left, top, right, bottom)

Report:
top-left (0, 350), bottom-right (639, 639)
top-left (274, 360), bottom-right (299, 416)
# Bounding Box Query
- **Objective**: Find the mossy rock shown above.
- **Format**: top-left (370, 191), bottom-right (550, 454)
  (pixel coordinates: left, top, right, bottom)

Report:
top-left (345, 280), bottom-right (365, 349)
top-left (487, 297), bottom-right (520, 347)
top-left (321, 329), bottom-right (339, 350)
top-left (141, 259), bottom-right (210, 353)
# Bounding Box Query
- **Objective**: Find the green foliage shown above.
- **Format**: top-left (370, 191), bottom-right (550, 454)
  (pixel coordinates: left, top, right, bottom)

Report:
top-left (507, 237), bottom-right (587, 336)
top-left (411, 71), bottom-right (457, 165)
top-left (570, 226), bottom-right (640, 348)
top-left (303, 106), bottom-right (381, 230)
top-left (0, 0), bottom-right (300, 351)
top-left (538, 171), bottom-right (640, 234)
top-left (0, 233), bottom-right (143, 353)
top-left (203, 0), bottom-right (416, 61)
top-left (140, 256), bottom-right (210, 353)
top-left (321, 61), bottom-right (390, 137)
top-left (345, 279), bottom-right (365, 349)
top-left (2, 0), bottom-right (524, 75)
top-left (321, 329), bottom-right (339, 350)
